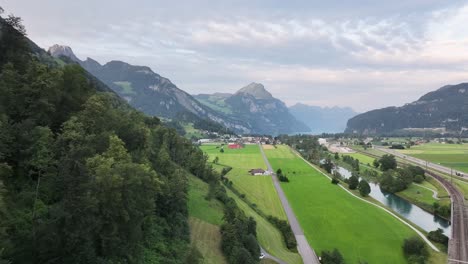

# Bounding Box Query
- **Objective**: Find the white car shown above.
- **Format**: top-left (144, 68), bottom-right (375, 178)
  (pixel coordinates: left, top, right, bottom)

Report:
top-left (259, 253), bottom-right (265, 259)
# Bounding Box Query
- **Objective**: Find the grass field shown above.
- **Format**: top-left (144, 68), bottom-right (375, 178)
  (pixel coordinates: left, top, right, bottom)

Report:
top-left (264, 145), bottom-right (426, 264)
top-left (188, 175), bottom-right (224, 225)
top-left (398, 183), bottom-right (438, 207)
top-left (187, 175), bottom-right (227, 264)
top-left (398, 143), bottom-right (468, 173)
top-left (342, 152), bottom-right (376, 166)
top-left (201, 144), bottom-right (286, 220)
top-left (189, 217), bottom-right (227, 264)
top-left (225, 188), bottom-right (303, 264)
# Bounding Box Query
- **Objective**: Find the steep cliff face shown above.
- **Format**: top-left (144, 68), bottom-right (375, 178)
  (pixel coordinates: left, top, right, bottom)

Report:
top-left (345, 83), bottom-right (468, 134)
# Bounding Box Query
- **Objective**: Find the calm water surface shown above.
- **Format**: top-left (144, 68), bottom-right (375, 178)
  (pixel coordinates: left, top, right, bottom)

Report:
top-left (335, 166), bottom-right (451, 237)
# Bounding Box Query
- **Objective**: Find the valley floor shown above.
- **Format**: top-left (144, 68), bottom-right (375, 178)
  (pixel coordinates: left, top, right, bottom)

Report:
top-left (264, 145), bottom-right (439, 264)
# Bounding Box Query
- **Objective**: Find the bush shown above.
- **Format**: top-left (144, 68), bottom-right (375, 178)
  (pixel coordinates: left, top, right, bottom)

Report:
top-left (402, 236), bottom-right (428, 263)
top-left (427, 228), bottom-right (448, 246)
top-left (321, 248), bottom-right (345, 264)
top-left (413, 174), bottom-right (424, 183)
top-left (331, 177), bottom-right (340, 184)
top-left (358, 180), bottom-right (371, 197)
top-left (348, 175), bottom-right (359, 190)
top-left (267, 216), bottom-right (297, 251)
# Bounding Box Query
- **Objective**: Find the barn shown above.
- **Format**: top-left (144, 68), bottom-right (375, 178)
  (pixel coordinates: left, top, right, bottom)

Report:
top-left (228, 143), bottom-right (242, 149)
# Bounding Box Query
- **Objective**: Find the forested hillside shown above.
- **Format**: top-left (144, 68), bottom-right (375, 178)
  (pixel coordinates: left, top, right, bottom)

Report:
top-left (346, 83), bottom-right (468, 135)
top-left (0, 9), bottom-right (259, 264)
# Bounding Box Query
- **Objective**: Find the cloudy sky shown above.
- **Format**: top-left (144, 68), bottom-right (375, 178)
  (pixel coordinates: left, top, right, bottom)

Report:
top-left (3, 0), bottom-right (468, 112)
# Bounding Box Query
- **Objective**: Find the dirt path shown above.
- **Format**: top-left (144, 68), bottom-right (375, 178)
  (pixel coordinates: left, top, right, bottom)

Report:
top-left (413, 183), bottom-right (440, 200)
top-left (259, 144), bottom-right (320, 264)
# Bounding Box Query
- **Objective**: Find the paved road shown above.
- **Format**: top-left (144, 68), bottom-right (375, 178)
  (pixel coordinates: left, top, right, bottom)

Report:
top-left (376, 147), bottom-right (466, 177)
top-left (260, 247), bottom-right (287, 264)
top-left (258, 144), bottom-right (321, 264)
top-left (372, 147), bottom-right (468, 263)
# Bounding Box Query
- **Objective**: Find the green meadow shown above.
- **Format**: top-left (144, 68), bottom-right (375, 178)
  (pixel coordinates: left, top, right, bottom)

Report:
top-left (342, 152), bottom-right (376, 166)
top-left (225, 188), bottom-right (302, 264)
top-left (200, 144), bottom-right (300, 263)
top-left (264, 145), bottom-right (422, 264)
top-left (200, 144), bottom-right (286, 219)
top-left (188, 175), bottom-right (226, 263)
top-left (398, 143), bottom-right (468, 173)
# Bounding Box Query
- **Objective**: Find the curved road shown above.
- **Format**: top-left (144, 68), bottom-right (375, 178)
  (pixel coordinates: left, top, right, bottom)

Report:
top-left (259, 144), bottom-right (321, 264)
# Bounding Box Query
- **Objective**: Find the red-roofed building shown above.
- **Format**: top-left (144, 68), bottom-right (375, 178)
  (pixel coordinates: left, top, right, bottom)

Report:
top-left (228, 143), bottom-right (242, 149)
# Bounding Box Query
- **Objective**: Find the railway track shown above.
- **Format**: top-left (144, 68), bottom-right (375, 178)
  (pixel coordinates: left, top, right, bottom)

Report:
top-left (354, 149), bottom-right (468, 263)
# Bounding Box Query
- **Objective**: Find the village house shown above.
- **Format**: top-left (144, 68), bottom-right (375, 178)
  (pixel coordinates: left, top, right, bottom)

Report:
top-left (248, 169), bottom-right (272, 176)
top-left (249, 168), bottom-right (266, 175)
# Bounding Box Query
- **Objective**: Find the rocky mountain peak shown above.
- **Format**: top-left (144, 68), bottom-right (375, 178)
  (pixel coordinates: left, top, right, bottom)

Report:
top-left (236, 82), bottom-right (273, 99)
top-left (48, 44), bottom-right (80, 62)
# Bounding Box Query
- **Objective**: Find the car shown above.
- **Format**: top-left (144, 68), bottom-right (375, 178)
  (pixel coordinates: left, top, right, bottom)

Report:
top-left (259, 253), bottom-right (265, 259)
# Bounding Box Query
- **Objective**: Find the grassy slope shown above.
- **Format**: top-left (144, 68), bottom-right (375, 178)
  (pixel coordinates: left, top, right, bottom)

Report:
top-left (196, 97), bottom-right (233, 114)
top-left (182, 123), bottom-right (204, 139)
top-left (187, 175), bottom-right (226, 264)
top-left (201, 144), bottom-right (286, 220)
top-left (265, 146), bottom-right (420, 264)
top-left (225, 188), bottom-right (302, 264)
top-left (188, 175), bottom-right (224, 225)
top-left (398, 143), bottom-right (468, 173)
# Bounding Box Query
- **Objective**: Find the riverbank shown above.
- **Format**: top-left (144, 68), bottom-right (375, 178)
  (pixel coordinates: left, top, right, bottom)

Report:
top-left (339, 151), bottom-right (452, 222)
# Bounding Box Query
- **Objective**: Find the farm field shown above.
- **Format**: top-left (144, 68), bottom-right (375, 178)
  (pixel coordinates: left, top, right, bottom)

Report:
top-left (200, 144), bottom-right (286, 219)
top-left (188, 175), bottom-right (226, 264)
top-left (264, 145), bottom-right (428, 264)
top-left (398, 143), bottom-right (468, 173)
top-left (225, 188), bottom-right (303, 264)
top-left (342, 152), bottom-right (376, 166)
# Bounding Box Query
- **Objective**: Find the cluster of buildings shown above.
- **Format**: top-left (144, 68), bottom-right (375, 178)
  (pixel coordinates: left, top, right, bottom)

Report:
top-left (197, 135), bottom-right (278, 145)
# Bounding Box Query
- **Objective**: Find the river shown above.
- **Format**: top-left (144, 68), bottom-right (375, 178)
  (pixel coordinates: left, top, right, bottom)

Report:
top-left (335, 166), bottom-right (452, 237)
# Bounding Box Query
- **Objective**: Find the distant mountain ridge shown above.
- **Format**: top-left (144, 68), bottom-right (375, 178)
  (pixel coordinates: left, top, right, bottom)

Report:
top-left (48, 45), bottom-right (308, 135)
top-left (48, 44), bottom-right (250, 133)
top-left (289, 103), bottom-right (358, 134)
top-left (345, 83), bottom-right (468, 135)
top-left (194, 83), bottom-right (310, 135)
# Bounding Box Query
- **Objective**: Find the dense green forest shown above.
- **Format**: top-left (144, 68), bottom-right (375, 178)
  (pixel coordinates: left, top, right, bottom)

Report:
top-left (0, 9), bottom-right (259, 264)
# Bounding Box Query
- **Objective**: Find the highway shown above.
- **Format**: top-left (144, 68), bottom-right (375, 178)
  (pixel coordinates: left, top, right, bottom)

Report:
top-left (259, 144), bottom-right (321, 264)
top-left (371, 147), bottom-right (468, 263)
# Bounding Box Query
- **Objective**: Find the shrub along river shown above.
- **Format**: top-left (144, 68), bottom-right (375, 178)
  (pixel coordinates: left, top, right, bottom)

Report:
top-left (335, 166), bottom-right (451, 237)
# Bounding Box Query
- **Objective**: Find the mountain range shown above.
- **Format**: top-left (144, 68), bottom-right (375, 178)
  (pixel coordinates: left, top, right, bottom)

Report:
top-left (289, 103), bottom-right (358, 134)
top-left (195, 83), bottom-right (310, 135)
top-left (49, 45), bottom-right (310, 135)
top-left (346, 83), bottom-right (468, 135)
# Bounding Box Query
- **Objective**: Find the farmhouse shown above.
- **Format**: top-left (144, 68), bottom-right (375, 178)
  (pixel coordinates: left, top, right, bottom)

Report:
top-left (228, 143), bottom-right (243, 149)
top-left (249, 168), bottom-right (266, 175)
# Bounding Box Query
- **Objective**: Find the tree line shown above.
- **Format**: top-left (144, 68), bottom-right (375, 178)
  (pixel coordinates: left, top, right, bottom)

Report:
top-left (0, 10), bottom-right (260, 264)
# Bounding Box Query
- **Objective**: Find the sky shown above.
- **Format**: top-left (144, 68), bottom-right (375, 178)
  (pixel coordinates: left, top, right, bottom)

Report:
top-left (3, 0), bottom-right (468, 112)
